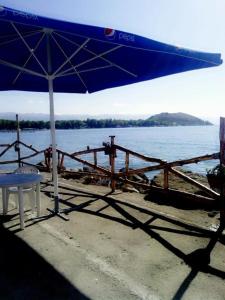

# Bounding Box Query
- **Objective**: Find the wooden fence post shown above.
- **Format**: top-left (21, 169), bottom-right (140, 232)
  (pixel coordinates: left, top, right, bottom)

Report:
top-left (109, 135), bottom-right (116, 192)
top-left (57, 150), bottom-right (60, 172)
top-left (163, 165), bottom-right (169, 189)
top-left (94, 151), bottom-right (97, 166)
top-left (16, 114), bottom-right (21, 167)
top-left (125, 151), bottom-right (129, 176)
top-left (219, 117), bottom-right (225, 225)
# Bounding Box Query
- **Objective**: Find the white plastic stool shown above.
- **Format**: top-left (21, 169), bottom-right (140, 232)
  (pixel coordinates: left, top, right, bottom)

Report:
top-left (5, 166), bottom-right (40, 218)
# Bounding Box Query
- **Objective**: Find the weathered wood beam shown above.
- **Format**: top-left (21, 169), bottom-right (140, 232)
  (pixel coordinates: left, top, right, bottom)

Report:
top-left (117, 164), bottom-right (164, 176)
top-left (62, 170), bottom-right (109, 178)
top-left (94, 151), bottom-right (97, 166)
top-left (117, 152), bottom-right (219, 177)
top-left (125, 152), bottom-right (129, 175)
top-left (16, 114), bottom-right (21, 167)
top-left (169, 167), bottom-right (219, 199)
top-left (18, 141), bottom-right (39, 153)
top-left (59, 153), bottom-right (65, 170)
top-left (164, 167), bottom-right (169, 189)
top-left (71, 147), bottom-right (105, 156)
top-left (0, 159), bottom-right (18, 165)
top-left (58, 149), bottom-right (111, 176)
top-left (0, 141), bottom-right (16, 157)
top-left (115, 144), bottom-right (165, 163)
top-left (110, 136), bottom-right (116, 192)
top-left (120, 177), bottom-right (217, 203)
top-left (20, 150), bottom-right (45, 161)
top-left (168, 153), bottom-right (219, 168)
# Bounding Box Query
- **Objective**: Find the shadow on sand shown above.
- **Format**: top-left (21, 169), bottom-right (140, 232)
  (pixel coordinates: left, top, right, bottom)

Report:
top-left (3, 182), bottom-right (225, 300)
top-left (0, 215), bottom-right (90, 300)
top-left (52, 184), bottom-right (225, 300)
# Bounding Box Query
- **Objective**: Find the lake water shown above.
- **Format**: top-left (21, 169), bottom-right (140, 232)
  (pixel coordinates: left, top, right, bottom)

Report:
top-left (0, 125), bottom-right (220, 177)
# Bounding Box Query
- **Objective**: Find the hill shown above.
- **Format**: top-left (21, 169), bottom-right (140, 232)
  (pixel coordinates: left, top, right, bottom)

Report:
top-left (147, 112), bottom-right (212, 126)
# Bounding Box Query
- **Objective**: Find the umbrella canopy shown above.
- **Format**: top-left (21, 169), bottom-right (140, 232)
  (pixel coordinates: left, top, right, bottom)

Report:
top-left (0, 6), bottom-right (222, 93)
top-left (0, 6), bottom-right (222, 212)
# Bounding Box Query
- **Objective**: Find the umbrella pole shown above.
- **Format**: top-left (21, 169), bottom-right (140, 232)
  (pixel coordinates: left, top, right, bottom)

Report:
top-left (48, 77), bottom-right (59, 213)
top-left (45, 31), bottom-right (68, 221)
top-left (46, 30), bottom-right (60, 214)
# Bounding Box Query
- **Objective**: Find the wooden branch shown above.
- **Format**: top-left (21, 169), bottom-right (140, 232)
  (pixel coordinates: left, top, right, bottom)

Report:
top-left (0, 159), bottom-right (18, 165)
top-left (110, 136), bottom-right (116, 192)
top-left (16, 114), bottom-right (21, 167)
top-left (168, 153), bottom-right (219, 168)
top-left (58, 150), bottom-right (111, 176)
top-left (120, 177), bottom-right (216, 204)
top-left (20, 150), bottom-right (45, 161)
top-left (18, 141), bottom-right (39, 153)
top-left (71, 147), bottom-right (105, 156)
top-left (62, 170), bottom-right (109, 178)
top-left (164, 167), bottom-right (169, 189)
top-left (72, 156), bottom-right (111, 176)
top-left (125, 152), bottom-right (129, 175)
top-left (0, 141), bottom-right (17, 157)
top-left (59, 154), bottom-right (65, 170)
top-left (94, 151), bottom-right (97, 166)
top-left (119, 177), bottom-right (150, 188)
top-left (21, 161), bottom-right (42, 168)
top-left (0, 144), bottom-right (10, 147)
top-left (169, 167), bottom-right (219, 199)
top-left (149, 185), bottom-right (217, 206)
top-left (0, 151), bottom-right (44, 165)
top-left (117, 164), bottom-right (164, 176)
top-left (115, 144), bottom-right (164, 163)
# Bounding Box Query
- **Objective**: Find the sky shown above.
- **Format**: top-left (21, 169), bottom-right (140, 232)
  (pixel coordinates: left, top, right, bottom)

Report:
top-left (0, 0), bottom-right (224, 122)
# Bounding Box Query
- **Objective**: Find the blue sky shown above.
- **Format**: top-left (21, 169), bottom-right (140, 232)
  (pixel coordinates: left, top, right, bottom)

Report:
top-left (0, 0), bottom-right (224, 122)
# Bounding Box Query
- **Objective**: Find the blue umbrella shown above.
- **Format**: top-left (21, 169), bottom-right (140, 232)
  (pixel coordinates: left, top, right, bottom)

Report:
top-left (0, 6), bottom-right (222, 213)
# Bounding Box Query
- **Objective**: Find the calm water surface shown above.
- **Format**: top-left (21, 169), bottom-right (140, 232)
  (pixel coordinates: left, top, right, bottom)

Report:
top-left (0, 126), bottom-right (219, 176)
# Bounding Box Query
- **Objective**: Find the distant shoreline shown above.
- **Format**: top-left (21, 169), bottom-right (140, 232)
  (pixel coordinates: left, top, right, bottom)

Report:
top-left (0, 124), bottom-right (214, 132)
top-left (0, 112), bottom-right (213, 130)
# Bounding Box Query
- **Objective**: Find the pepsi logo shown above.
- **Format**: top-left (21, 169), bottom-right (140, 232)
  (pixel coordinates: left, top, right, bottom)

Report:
top-left (104, 28), bottom-right (116, 40)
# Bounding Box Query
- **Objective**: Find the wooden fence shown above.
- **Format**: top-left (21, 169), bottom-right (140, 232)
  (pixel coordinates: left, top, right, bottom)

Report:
top-left (0, 135), bottom-right (220, 201)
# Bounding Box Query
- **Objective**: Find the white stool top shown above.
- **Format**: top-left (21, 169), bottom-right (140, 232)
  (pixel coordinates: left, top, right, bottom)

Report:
top-left (0, 173), bottom-right (42, 187)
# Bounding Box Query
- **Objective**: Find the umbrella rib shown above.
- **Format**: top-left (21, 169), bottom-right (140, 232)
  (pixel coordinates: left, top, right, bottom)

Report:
top-left (60, 44), bottom-right (122, 74)
top-left (53, 38), bottom-right (90, 76)
top-left (54, 32), bottom-right (137, 78)
top-left (0, 58), bottom-right (46, 78)
top-left (57, 65), bottom-right (113, 78)
top-left (51, 33), bottom-right (88, 90)
top-left (77, 65), bottom-right (113, 74)
top-left (96, 53), bottom-right (138, 77)
top-left (60, 44), bottom-right (137, 78)
top-left (0, 29), bottom-right (41, 40)
top-left (0, 30), bottom-right (42, 47)
top-left (12, 32), bottom-right (46, 85)
top-left (11, 22), bottom-right (48, 76)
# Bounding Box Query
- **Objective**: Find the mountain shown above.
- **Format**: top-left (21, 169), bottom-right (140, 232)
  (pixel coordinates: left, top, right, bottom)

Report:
top-left (147, 112), bottom-right (212, 126)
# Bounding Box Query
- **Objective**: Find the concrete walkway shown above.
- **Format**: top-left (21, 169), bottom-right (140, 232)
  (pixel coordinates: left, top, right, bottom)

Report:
top-left (1, 177), bottom-right (225, 299)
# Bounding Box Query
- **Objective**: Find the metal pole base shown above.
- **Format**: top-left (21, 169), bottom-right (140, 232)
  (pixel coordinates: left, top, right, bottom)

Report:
top-left (45, 195), bottom-right (70, 221)
top-left (47, 208), bottom-right (70, 221)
